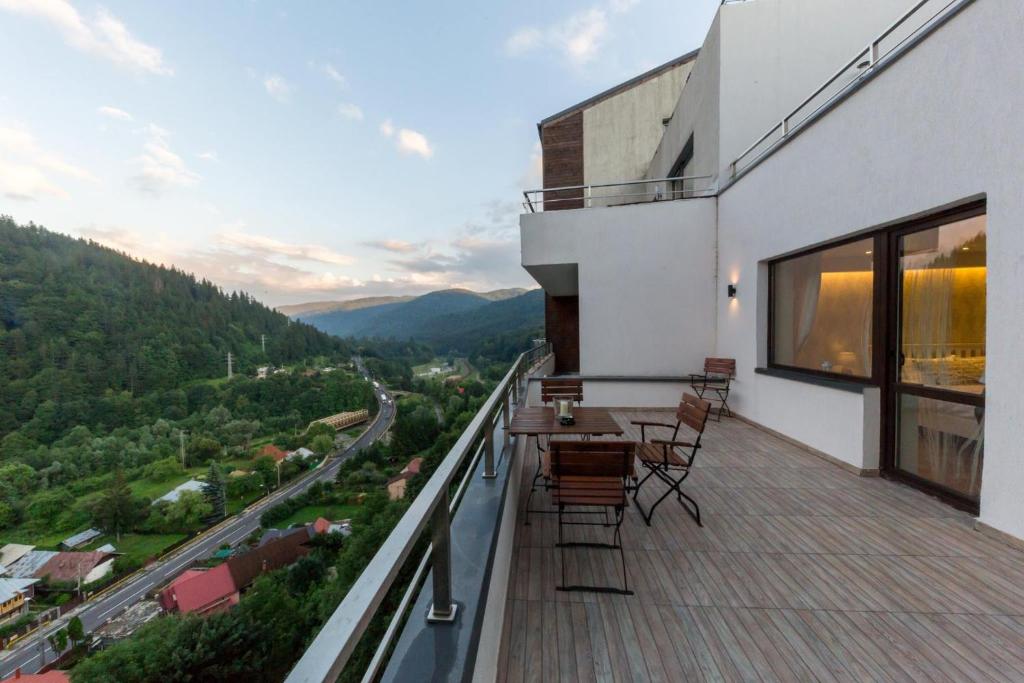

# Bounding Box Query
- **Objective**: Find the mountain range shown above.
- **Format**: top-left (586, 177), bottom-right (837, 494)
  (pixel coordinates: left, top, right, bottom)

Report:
top-left (285, 288), bottom-right (544, 353)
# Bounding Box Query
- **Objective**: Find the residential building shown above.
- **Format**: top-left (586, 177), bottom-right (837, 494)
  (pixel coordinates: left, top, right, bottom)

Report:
top-left (0, 545), bottom-right (34, 571)
top-left (287, 1), bottom-right (1024, 681)
top-left (258, 444), bottom-right (288, 464)
top-left (0, 579), bottom-right (37, 623)
top-left (161, 527), bottom-right (315, 615)
top-left (5, 552), bottom-right (57, 580)
top-left (152, 479), bottom-right (205, 505)
top-left (35, 551), bottom-right (114, 585)
top-left (58, 528), bottom-right (101, 551)
top-left (0, 671), bottom-right (69, 683)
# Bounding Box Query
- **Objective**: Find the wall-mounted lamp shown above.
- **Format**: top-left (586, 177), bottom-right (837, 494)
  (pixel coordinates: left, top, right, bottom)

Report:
top-left (727, 284), bottom-right (737, 299)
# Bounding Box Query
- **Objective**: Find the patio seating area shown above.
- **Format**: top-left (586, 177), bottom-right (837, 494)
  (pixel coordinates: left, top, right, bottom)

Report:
top-left (498, 409), bottom-right (1024, 682)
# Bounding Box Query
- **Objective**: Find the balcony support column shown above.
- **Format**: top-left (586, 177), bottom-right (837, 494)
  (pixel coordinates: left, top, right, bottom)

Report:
top-left (482, 417), bottom-right (497, 479)
top-left (426, 492), bottom-right (458, 623)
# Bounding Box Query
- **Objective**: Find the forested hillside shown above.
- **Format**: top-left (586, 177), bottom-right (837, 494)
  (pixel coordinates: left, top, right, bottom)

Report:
top-left (298, 288), bottom-right (544, 359)
top-left (0, 216), bottom-right (347, 441)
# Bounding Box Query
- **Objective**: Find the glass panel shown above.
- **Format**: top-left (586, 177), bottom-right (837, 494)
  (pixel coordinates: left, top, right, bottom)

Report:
top-left (896, 393), bottom-right (984, 501)
top-left (772, 237), bottom-right (874, 376)
top-left (899, 214), bottom-right (986, 393)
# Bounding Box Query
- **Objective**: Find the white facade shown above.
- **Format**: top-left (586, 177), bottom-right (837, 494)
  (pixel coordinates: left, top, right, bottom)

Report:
top-left (649, 0), bottom-right (912, 184)
top-left (521, 0), bottom-right (1024, 542)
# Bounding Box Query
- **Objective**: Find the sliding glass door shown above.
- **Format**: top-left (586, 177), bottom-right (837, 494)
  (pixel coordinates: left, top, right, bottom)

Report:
top-left (892, 211), bottom-right (986, 503)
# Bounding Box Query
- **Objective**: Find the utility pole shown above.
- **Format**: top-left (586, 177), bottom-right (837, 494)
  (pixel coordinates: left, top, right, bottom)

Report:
top-left (261, 334), bottom-right (266, 353)
top-left (227, 352), bottom-right (233, 379)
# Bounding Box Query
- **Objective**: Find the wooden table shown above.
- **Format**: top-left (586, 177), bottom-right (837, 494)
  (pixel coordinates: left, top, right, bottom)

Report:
top-left (509, 407), bottom-right (623, 438)
top-left (512, 407), bottom-right (625, 525)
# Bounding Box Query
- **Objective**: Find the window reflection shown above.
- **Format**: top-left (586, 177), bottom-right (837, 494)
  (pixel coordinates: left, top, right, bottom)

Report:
top-left (899, 215), bottom-right (986, 394)
top-left (772, 238), bottom-right (874, 376)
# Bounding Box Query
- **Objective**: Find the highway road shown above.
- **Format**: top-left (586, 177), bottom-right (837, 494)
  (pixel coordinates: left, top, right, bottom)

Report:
top-left (0, 360), bottom-right (393, 678)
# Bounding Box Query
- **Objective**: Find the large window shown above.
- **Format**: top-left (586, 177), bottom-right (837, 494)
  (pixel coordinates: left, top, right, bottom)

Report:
top-left (770, 237), bottom-right (875, 377)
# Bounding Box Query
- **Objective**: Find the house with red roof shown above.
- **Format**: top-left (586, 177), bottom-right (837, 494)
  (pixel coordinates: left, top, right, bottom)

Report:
top-left (0, 671), bottom-right (70, 682)
top-left (34, 551), bottom-right (115, 584)
top-left (159, 527), bottom-right (317, 615)
top-left (402, 457), bottom-right (423, 475)
top-left (258, 444), bottom-right (288, 463)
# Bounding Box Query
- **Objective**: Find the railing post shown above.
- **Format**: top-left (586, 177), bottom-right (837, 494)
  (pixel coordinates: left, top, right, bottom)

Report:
top-left (512, 365), bottom-right (520, 405)
top-left (585, 184), bottom-right (592, 208)
top-left (427, 493), bottom-right (457, 623)
top-left (868, 41), bottom-right (879, 66)
top-left (482, 415), bottom-right (496, 479)
top-left (502, 389), bottom-right (511, 451)
top-left (781, 117), bottom-right (790, 136)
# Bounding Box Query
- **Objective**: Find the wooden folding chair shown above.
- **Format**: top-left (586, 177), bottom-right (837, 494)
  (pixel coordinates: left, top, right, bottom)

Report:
top-left (688, 357), bottom-right (735, 421)
top-left (525, 378), bottom-right (584, 508)
top-left (549, 440), bottom-right (634, 595)
top-left (631, 393), bottom-right (711, 526)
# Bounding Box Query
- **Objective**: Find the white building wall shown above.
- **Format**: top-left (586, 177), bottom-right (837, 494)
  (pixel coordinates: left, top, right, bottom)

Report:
top-left (583, 62), bottom-right (692, 186)
top-left (716, 0), bottom-right (1024, 539)
top-left (521, 199), bottom-right (717, 386)
top-left (649, 0), bottom-right (910, 183)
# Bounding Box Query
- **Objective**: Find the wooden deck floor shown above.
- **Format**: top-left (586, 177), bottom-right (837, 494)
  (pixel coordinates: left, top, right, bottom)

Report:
top-left (497, 411), bottom-right (1024, 682)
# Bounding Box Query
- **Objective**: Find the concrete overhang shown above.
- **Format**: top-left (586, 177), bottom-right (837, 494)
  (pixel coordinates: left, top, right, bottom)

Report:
top-left (522, 263), bottom-right (578, 297)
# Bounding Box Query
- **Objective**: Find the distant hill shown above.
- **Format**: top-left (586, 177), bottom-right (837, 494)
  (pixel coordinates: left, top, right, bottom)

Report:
top-left (280, 288), bottom-right (527, 318)
top-left (297, 288), bottom-right (543, 354)
top-left (276, 295), bottom-right (414, 317)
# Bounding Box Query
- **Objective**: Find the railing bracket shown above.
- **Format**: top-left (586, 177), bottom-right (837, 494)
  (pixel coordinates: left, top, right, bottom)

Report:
top-left (426, 602), bottom-right (459, 624)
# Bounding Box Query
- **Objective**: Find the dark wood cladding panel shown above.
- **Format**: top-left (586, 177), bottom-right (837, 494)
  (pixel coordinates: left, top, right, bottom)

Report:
top-left (545, 294), bottom-right (580, 374)
top-left (541, 112), bottom-right (583, 211)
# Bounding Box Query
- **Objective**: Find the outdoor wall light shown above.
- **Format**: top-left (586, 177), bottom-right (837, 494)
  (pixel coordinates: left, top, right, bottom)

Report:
top-left (727, 284), bottom-right (737, 298)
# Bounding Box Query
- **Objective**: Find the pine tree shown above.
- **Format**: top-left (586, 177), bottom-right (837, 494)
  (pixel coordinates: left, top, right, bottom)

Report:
top-left (92, 470), bottom-right (139, 541)
top-left (202, 462), bottom-right (227, 520)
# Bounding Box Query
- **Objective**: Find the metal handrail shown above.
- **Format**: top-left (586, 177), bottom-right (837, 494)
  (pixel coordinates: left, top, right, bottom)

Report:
top-left (730, 0), bottom-right (963, 177)
top-left (522, 175), bottom-right (715, 212)
top-left (285, 342), bottom-right (551, 683)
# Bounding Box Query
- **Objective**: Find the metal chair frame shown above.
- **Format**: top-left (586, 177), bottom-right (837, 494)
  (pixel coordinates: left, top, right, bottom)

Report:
top-left (632, 394), bottom-right (711, 527)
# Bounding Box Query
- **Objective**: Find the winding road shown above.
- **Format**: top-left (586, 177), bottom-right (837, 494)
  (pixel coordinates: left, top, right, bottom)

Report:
top-left (0, 360), bottom-right (393, 678)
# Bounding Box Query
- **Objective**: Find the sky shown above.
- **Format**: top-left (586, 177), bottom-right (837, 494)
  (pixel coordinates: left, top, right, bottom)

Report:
top-left (0, 0), bottom-right (720, 306)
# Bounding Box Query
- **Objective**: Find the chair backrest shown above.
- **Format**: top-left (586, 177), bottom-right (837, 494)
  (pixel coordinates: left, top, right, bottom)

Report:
top-left (704, 357), bottom-right (736, 377)
top-left (677, 393), bottom-right (712, 436)
top-left (541, 378), bottom-right (584, 405)
top-left (549, 441), bottom-right (634, 479)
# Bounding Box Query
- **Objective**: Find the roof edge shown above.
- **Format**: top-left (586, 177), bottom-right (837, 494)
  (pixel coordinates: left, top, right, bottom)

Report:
top-left (537, 48), bottom-right (699, 133)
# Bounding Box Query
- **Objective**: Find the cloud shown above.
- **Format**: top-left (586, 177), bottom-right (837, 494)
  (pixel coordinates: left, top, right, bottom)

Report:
top-left (0, 124), bottom-right (98, 200)
top-left (379, 120), bottom-right (432, 158)
top-left (320, 62), bottom-right (345, 86)
top-left (520, 142), bottom-right (542, 189)
top-left (97, 105), bottom-right (132, 121)
top-left (0, 0), bottom-right (172, 74)
top-left (337, 103), bottom-right (364, 121)
top-left (505, 27), bottom-right (542, 56)
top-left (217, 229), bottom-right (354, 266)
top-left (396, 128), bottom-right (433, 159)
top-left (197, 151), bottom-right (218, 161)
top-left (263, 74), bottom-right (292, 102)
top-left (362, 239), bottom-right (421, 254)
top-left (504, 0), bottom-right (638, 65)
top-left (132, 124), bottom-right (199, 195)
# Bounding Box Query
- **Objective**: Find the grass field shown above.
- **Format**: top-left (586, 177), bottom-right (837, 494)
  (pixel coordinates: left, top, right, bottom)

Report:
top-left (86, 533), bottom-right (187, 564)
top-left (275, 504), bottom-right (360, 528)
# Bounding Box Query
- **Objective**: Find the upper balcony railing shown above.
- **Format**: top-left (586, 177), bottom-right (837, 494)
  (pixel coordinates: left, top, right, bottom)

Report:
top-left (284, 341), bottom-right (551, 683)
top-left (522, 175), bottom-right (715, 213)
top-left (729, 0), bottom-right (972, 179)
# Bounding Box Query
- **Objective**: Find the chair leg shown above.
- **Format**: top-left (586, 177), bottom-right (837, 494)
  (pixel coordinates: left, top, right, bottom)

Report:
top-left (614, 506), bottom-right (630, 594)
top-left (678, 489), bottom-right (702, 527)
top-left (558, 503), bottom-right (566, 588)
top-left (632, 465), bottom-right (662, 526)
